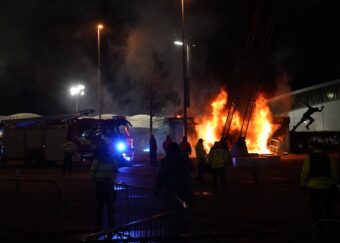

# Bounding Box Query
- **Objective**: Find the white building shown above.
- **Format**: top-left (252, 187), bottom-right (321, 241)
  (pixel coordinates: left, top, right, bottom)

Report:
top-left (269, 79), bottom-right (340, 152)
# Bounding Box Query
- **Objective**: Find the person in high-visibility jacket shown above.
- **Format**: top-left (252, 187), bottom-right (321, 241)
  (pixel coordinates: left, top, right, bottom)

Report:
top-left (62, 139), bottom-right (76, 173)
top-left (90, 144), bottom-right (117, 230)
top-left (301, 141), bottom-right (338, 223)
top-left (208, 141), bottom-right (229, 192)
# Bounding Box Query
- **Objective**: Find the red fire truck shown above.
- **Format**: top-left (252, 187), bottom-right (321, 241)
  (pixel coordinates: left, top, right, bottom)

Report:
top-left (0, 110), bottom-right (134, 166)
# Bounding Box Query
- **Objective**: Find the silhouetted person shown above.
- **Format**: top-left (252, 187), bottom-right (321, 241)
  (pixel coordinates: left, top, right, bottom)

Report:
top-left (154, 142), bottom-right (194, 208)
top-left (162, 135), bottom-right (172, 155)
top-left (179, 136), bottom-right (193, 171)
top-left (149, 134), bottom-right (158, 167)
top-left (90, 144), bottom-right (117, 231)
top-left (292, 102), bottom-right (324, 131)
top-left (230, 136), bottom-right (249, 159)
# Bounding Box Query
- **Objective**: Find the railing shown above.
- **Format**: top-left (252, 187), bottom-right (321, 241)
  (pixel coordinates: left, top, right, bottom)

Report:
top-left (60, 180), bottom-right (188, 230)
top-left (114, 182), bottom-right (187, 226)
top-left (83, 183), bottom-right (189, 241)
top-left (312, 218), bottom-right (340, 242)
top-left (269, 138), bottom-right (280, 155)
top-left (84, 227), bottom-right (290, 242)
top-left (84, 210), bottom-right (188, 241)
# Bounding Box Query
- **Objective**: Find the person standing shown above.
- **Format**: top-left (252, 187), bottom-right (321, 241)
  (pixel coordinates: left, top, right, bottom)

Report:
top-left (90, 144), bottom-right (117, 230)
top-left (179, 136), bottom-right (192, 158)
top-left (62, 138), bottom-right (76, 173)
top-left (195, 138), bottom-right (208, 185)
top-left (208, 141), bottom-right (228, 192)
top-left (154, 142), bottom-right (194, 208)
top-left (149, 134), bottom-right (158, 167)
top-left (162, 135), bottom-right (172, 155)
top-left (179, 136), bottom-right (193, 171)
top-left (301, 141), bottom-right (338, 228)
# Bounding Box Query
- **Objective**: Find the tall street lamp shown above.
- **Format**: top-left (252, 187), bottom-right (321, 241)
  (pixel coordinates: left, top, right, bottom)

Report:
top-left (97, 24), bottom-right (103, 119)
top-left (180, 0), bottom-right (189, 139)
top-left (69, 84), bottom-right (85, 112)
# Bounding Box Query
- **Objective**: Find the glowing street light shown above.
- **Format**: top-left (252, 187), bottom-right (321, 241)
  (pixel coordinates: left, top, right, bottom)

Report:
top-left (97, 24), bottom-right (103, 119)
top-left (69, 84), bottom-right (85, 112)
top-left (174, 40), bottom-right (195, 81)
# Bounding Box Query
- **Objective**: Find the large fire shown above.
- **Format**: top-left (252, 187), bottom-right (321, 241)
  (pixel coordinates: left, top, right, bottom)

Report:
top-left (193, 89), bottom-right (277, 154)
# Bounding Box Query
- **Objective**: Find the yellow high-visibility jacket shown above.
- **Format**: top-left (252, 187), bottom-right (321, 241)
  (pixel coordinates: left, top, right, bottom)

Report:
top-left (208, 148), bottom-right (228, 169)
top-left (62, 141), bottom-right (76, 153)
top-left (301, 150), bottom-right (338, 189)
top-left (90, 156), bottom-right (116, 183)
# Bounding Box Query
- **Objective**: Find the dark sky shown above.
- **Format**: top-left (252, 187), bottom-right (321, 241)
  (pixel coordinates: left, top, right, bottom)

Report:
top-left (0, 0), bottom-right (339, 115)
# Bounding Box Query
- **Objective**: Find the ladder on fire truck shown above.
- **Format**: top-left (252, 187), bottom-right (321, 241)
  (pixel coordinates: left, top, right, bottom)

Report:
top-left (1, 109), bottom-right (95, 128)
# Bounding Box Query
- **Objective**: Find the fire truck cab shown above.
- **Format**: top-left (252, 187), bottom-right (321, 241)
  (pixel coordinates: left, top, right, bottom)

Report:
top-left (70, 116), bottom-right (134, 165)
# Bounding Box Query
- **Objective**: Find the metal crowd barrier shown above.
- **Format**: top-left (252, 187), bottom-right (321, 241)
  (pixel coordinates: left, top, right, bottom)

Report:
top-left (84, 210), bottom-right (188, 241)
top-left (83, 183), bottom-right (189, 241)
top-left (312, 218), bottom-right (340, 242)
top-left (85, 226), bottom-right (289, 242)
top-left (114, 182), bottom-right (187, 226)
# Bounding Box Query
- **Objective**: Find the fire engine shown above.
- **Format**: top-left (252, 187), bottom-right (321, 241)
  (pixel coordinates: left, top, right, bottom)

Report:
top-left (0, 109), bottom-right (134, 166)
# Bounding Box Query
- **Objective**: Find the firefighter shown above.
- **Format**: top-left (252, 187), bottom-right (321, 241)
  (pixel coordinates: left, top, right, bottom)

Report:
top-left (208, 141), bottom-right (229, 192)
top-left (62, 138), bottom-right (76, 173)
top-left (301, 141), bottom-right (338, 227)
top-left (90, 144), bottom-right (117, 230)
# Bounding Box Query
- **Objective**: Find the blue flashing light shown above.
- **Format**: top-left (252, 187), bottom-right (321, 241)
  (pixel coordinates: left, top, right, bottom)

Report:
top-left (116, 141), bottom-right (127, 152)
top-left (143, 148), bottom-right (150, 153)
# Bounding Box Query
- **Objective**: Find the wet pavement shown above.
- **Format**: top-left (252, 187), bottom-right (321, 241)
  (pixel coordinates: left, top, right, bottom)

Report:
top-left (0, 153), bottom-right (339, 242)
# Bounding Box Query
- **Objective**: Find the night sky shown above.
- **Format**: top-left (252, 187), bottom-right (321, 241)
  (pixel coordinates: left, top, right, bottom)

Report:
top-left (1, 0), bottom-right (339, 115)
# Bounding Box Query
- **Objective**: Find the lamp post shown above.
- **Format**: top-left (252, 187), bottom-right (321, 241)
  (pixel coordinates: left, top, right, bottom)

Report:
top-left (97, 24), bottom-right (103, 119)
top-left (180, 0), bottom-right (189, 138)
top-left (174, 41), bottom-right (194, 80)
top-left (69, 84), bottom-right (85, 112)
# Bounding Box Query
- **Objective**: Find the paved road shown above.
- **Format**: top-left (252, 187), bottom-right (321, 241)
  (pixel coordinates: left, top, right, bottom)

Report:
top-left (0, 154), bottom-right (339, 242)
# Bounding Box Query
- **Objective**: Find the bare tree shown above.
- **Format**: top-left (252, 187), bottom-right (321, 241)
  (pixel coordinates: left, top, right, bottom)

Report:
top-left (140, 75), bottom-right (164, 136)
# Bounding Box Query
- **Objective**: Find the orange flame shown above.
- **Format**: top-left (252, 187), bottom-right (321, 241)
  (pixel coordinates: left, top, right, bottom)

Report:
top-left (194, 89), bottom-right (276, 154)
top-left (195, 89), bottom-right (227, 151)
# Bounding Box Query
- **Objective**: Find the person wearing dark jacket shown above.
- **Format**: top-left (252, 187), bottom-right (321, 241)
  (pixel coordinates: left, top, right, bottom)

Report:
top-left (154, 142), bottom-right (194, 208)
top-left (162, 135), bottom-right (172, 155)
top-left (149, 134), bottom-right (158, 167)
top-left (179, 136), bottom-right (193, 171)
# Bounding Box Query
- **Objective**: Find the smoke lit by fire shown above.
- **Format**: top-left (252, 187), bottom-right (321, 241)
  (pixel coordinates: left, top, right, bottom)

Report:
top-left (194, 89), bottom-right (278, 154)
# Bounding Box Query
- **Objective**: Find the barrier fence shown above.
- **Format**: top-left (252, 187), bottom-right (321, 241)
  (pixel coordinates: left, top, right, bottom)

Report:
top-left (0, 178), bottom-right (188, 234)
